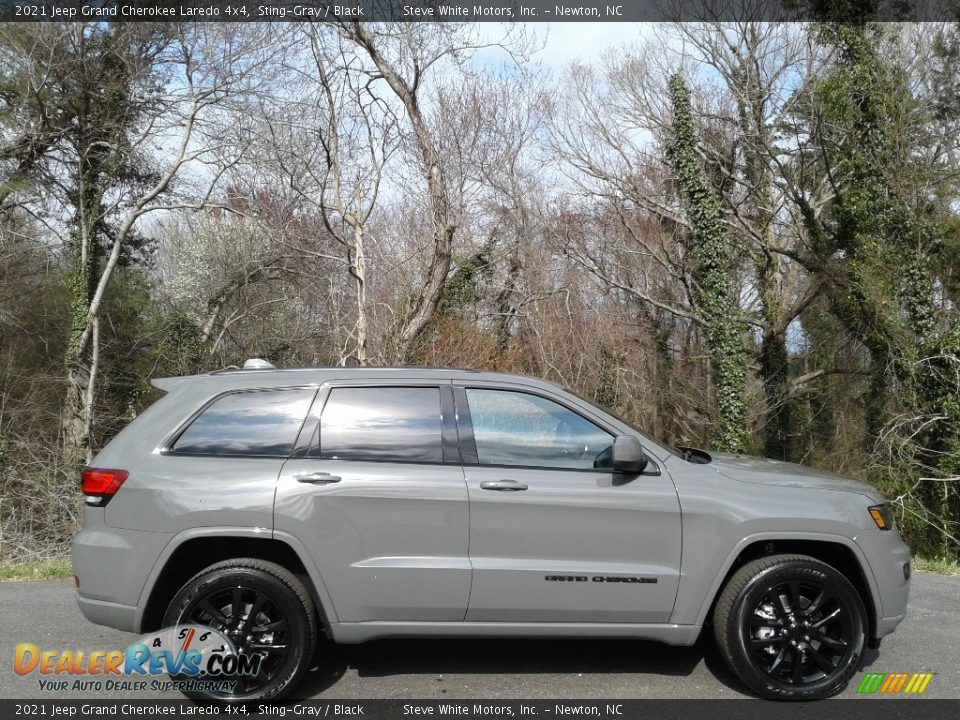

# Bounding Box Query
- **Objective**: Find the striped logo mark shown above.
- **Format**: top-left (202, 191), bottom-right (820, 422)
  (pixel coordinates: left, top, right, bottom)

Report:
top-left (856, 672), bottom-right (934, 695)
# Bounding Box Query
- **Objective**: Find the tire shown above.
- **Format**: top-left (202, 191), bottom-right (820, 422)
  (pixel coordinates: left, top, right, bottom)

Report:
top-left (162, 558), bottom-right (317, 703)
top-left (713, 553), bottom-right (867, 700)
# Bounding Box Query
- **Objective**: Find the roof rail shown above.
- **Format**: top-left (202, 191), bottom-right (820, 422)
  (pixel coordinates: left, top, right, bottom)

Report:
top-left (207, 364), bottom-right (483, 375)
top-left (208, 359), bottom-right (276, 375)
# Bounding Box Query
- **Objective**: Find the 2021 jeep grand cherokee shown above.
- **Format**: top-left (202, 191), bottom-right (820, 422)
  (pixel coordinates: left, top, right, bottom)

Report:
top-left (72, 363), bottom-right (911, 702)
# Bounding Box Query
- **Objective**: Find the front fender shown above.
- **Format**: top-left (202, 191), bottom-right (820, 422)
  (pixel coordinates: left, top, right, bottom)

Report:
top-left (677, 531), bottom-right (882, 629)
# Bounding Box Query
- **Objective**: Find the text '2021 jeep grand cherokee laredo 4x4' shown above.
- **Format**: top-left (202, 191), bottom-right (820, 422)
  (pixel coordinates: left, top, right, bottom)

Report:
top-left (73, 363), bottom-right (911, 702)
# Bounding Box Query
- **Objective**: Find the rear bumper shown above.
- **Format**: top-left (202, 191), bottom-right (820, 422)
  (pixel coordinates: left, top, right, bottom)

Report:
top-left (72, 522), bottom-right (171, 633)
top-left (76, 594), bottom-right (138, 633)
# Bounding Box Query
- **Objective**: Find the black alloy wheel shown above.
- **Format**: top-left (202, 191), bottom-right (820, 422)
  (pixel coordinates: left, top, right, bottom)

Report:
top-left (745, 578), bottom-right (854, 685)
top-left (714, 554), bottom-right (867, 700)
top-left (163, 558), bottom-right (317, 702)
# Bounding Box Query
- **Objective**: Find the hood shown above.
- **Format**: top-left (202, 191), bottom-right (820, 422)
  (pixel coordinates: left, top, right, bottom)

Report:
top-left (708, 453), bottom-right (881, 501)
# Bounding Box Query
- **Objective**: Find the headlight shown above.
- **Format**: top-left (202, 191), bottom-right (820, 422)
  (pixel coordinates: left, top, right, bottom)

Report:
top-left (868, 504), bottom-right (893, 530)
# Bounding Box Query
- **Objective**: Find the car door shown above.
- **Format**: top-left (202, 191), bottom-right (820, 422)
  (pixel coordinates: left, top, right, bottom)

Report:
top-left (459, 384), bottom-right (682, 624)
top-left (274, 381), bottom-right (471, 623)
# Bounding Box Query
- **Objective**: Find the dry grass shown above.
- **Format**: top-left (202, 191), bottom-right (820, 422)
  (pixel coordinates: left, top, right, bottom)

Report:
top-left (0, 557), bottom-right (71, 582)
top-left (912, 556), bottom-right (960, 576)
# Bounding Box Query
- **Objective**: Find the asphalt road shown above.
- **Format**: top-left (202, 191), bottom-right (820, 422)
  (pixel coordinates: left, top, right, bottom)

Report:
top-left (1, 572), bottom-right (957, 700)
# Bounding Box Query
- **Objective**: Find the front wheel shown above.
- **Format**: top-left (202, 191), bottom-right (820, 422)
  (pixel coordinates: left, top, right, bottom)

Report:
top-left (713, 554), bottom-right (867, 700)
top-left (162, 558), bottom-right (317, 702)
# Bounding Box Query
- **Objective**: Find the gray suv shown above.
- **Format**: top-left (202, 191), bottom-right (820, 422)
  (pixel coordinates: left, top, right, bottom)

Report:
top-left (72, 363), bottom-right (911, 702)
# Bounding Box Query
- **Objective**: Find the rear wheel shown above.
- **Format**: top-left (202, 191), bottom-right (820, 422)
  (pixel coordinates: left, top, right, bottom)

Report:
top-left (713, 554), bottom-right (867, 700)
top-left (162, 558), bottom-right (317, 702)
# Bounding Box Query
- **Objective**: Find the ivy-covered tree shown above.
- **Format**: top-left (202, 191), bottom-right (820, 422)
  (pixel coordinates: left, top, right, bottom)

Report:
top-left (790, 20), bottom-right (959, 555)
top-left (666, 75), bottom-right (749, 454)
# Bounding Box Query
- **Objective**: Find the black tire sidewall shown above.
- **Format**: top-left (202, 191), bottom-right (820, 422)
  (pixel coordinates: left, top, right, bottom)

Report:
top-left (729, 561), bottom-right (866, 700)
top-left (162, 566), bottom-right (311, 702)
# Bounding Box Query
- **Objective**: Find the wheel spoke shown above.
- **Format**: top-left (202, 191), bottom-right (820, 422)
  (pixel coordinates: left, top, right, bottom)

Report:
top-left (247, 593), bottom-right (266, 622)
top-left (249, 642), bottom-right (287, 653)
top-left (779, 592), bottom-right (796, 620)
top-left (791, 652), bottom-right (804, 683)
top-left (230, 588), bottom-right (244, 618)
top-left (751, 635), bottom-right (785, 646)
top-left (768, 592), bottom-right (790, 622)
top-left (788, 581), bottom-right (802, 615)
top-left (815, 632), bottom-right (847, 650)
top-left (252, 618), bottom-right (287, 633)
top-left (750, 614), bottom-right (783, 628)
top-left (768, 648), bottom-right (786, 675)
top-left (803, 589), bottom-right (827, 617)
top-left (198, 599), bottom-right (229, 627)
top-left (260, 657), bottom-right (279, 682)
top-left (806, 644), bottom-right (836, 674)
top-left (811, 607), bottom-right (841, 628)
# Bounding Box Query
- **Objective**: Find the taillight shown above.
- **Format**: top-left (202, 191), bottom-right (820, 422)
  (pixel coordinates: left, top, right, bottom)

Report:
top-left (81, 468), bottom-right (128, 506)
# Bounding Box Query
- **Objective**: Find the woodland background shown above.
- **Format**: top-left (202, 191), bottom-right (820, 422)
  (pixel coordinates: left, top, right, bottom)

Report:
top-left (2, 18), bottom-right (960, 566)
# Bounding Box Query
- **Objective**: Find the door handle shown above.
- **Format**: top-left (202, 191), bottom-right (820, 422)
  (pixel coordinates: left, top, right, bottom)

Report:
top-left (294, 472), bottom-right (342, 484)
top-left (479, 479), bottom-right (528, 491)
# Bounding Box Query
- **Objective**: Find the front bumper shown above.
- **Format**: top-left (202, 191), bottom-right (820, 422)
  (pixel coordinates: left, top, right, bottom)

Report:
top-left (859, 529), bottom-right (911, 642)
top-left (876, 611), bottom-right (907, 637)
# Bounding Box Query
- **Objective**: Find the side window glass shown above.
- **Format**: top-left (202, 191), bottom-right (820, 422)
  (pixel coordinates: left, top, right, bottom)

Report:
top-left (172, 388), bottom-right (316, 457)
top-left (465, 389), bottom-right (613, 470)
top-left (315, 386), bottom-right (442, 463)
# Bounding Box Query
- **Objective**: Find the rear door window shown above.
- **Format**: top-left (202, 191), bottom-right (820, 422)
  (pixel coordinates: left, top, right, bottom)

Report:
top-left (172, 388), bottom-right (316, 457)
top-left (313, 386), bottom-right (443, 463)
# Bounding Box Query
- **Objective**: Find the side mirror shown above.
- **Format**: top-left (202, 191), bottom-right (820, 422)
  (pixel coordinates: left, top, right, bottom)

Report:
top-left (612, 435), bottom-right (648, 474)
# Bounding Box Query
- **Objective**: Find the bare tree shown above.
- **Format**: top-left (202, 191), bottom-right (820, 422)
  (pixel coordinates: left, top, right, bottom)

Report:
top-left (326, 22), bottom-right (533, 363)
top-left (255, 26), bottom-right (399, 365)
top-left (437, 68), bottom-right (551, 348)
top-left (0, 24), bottom-right (272, 465)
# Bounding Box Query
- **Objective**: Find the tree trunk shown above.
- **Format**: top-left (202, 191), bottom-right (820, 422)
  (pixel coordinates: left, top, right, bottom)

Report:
top-left (351, 221), bottom-right (368, 365)
top-left (666, 75), bottom-right (748, 454)
top-left (493, 231), bottom-right (522, 352)
top-left (344, 23), bottom-right (454, 364)
top-left (760, 326), bottom-right (791, 460)
top-left (61, 172), bottom-right (101, 467)
top-left (757, 251), bottom-right (790, 459)
top-left (62, 365), bottom-right (91, 467)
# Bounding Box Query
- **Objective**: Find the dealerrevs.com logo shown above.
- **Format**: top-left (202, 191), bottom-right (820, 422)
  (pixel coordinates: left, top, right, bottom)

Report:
top-left (856, 672), bottom-right (935, 695)
top-left (13, 625), bottom-right (262, 693)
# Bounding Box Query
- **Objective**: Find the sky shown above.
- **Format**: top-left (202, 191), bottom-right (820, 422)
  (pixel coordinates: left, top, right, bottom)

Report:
top-left (148, 21), bottom-right (673, 241)
top-left (533, 22), bottom-right (657, 68)
top-left (472, 22), bottom-right (664, 72)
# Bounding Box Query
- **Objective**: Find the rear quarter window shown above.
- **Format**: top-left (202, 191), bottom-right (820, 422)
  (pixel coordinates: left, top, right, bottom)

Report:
top-left (171, 388), bottom-right (316, 457)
